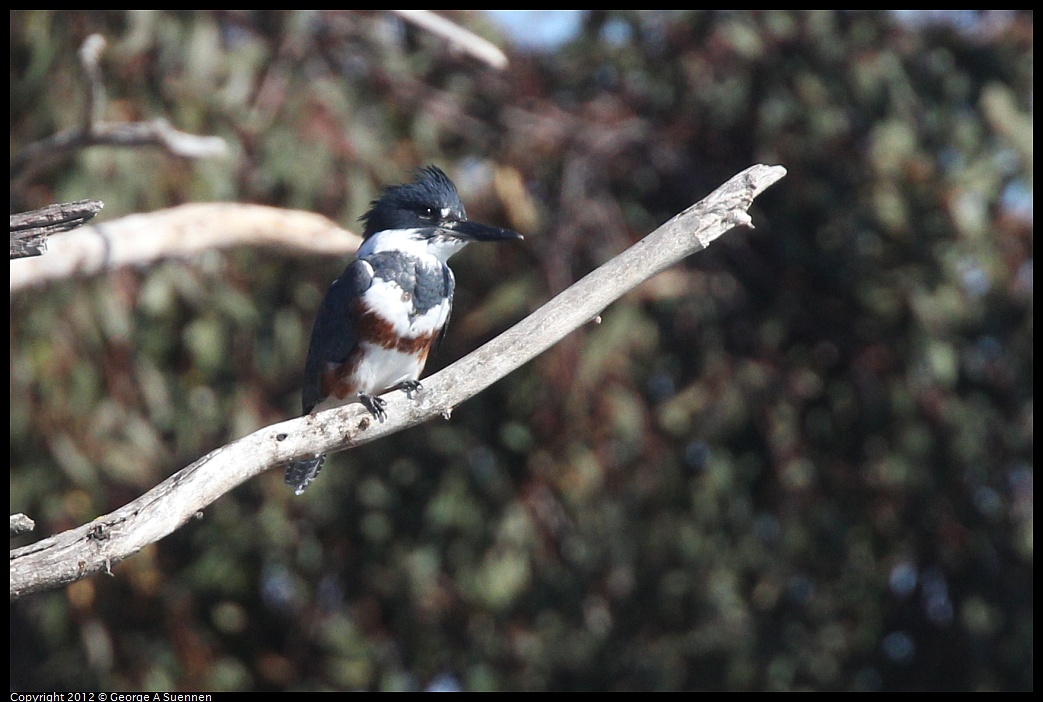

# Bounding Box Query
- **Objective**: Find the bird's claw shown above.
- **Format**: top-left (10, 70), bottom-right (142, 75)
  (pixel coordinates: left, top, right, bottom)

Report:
top-left (397, 380), bottom-right (423, 398)
top-left (359, 394), bottom-right (387, 422)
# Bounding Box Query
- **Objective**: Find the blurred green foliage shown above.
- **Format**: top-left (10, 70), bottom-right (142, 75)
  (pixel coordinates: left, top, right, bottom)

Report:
top-left (10, 10), bottom-right (1032, 691)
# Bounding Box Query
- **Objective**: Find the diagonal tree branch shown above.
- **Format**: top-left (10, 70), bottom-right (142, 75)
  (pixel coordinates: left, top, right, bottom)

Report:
top-left (9, 164), bottom-right (786, 600)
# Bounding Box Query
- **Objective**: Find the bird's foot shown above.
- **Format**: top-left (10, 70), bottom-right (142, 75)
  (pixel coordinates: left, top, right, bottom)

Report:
top-left (394, 379), bottom-right (423, 399)
top-left (359, 394), bottom-right (388, 422)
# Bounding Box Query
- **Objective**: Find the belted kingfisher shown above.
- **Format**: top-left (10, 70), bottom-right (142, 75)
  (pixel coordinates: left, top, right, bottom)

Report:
top-left (285, 165), bottom-right (523, 494)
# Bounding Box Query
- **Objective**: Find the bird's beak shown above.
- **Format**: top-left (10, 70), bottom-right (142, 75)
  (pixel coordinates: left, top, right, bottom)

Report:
top-left (442, 219), bottom-right (524, 242)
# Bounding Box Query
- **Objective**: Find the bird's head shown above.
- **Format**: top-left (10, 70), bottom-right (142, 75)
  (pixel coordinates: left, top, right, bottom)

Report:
top-left (360, 165), bottom-right (522, 260)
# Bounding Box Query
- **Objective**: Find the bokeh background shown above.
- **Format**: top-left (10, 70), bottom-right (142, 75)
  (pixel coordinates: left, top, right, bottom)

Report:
top-left (10, 10), bottom-right (1032, 691)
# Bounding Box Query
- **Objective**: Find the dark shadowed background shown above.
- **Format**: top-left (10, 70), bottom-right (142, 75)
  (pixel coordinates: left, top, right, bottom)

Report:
top-left (10, 10), bottom-right (1032, 691)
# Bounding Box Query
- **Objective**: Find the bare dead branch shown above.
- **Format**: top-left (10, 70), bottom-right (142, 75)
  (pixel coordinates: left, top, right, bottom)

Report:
top-left (9, 164), bottom-right (786, 599)
top-left (10, 203), bottom-right (362, 292)
top-left (10, 199), bottom-right (104, 259)
top-left (392, 10), bottom-right (509, 69)
top-left (10, 34), bottom-right (228, 180)
top-left (11, 119), bottom-right (229, 180)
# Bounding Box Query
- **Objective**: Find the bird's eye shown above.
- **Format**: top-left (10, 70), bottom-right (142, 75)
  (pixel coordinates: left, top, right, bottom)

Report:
top-left (419, 207), bottom-right (436, 219)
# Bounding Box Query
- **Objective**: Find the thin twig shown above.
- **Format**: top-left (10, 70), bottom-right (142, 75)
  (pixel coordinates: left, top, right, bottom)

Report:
top-left (79, 34), bottom-right (107, 129)
top-left (10, 34), bottom-right (228, 180)
top-left (9, 164), bottom-right (786, 599)
top-left (392, 10), bottom-right (509, 69)
top-left (10, 515), bottom-right (35, 538)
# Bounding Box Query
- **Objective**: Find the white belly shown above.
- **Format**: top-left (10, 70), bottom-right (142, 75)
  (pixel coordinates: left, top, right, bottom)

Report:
top-left (310, 344), bottom-right (425, 414)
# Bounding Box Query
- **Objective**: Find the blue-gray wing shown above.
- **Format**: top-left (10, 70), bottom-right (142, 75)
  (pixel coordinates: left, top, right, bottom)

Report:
top-left (430, 264), bottom-right (455, 355)
top-left (300, 258), bottom-right (374, 414)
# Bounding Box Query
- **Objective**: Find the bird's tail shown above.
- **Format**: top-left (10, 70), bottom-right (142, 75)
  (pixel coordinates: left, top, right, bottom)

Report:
top-left (285, 455), bottom-right (327, 495)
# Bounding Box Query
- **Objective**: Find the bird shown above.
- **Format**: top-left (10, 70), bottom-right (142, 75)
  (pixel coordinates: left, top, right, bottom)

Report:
top-left (285, 165), bottom-right (523, 494)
